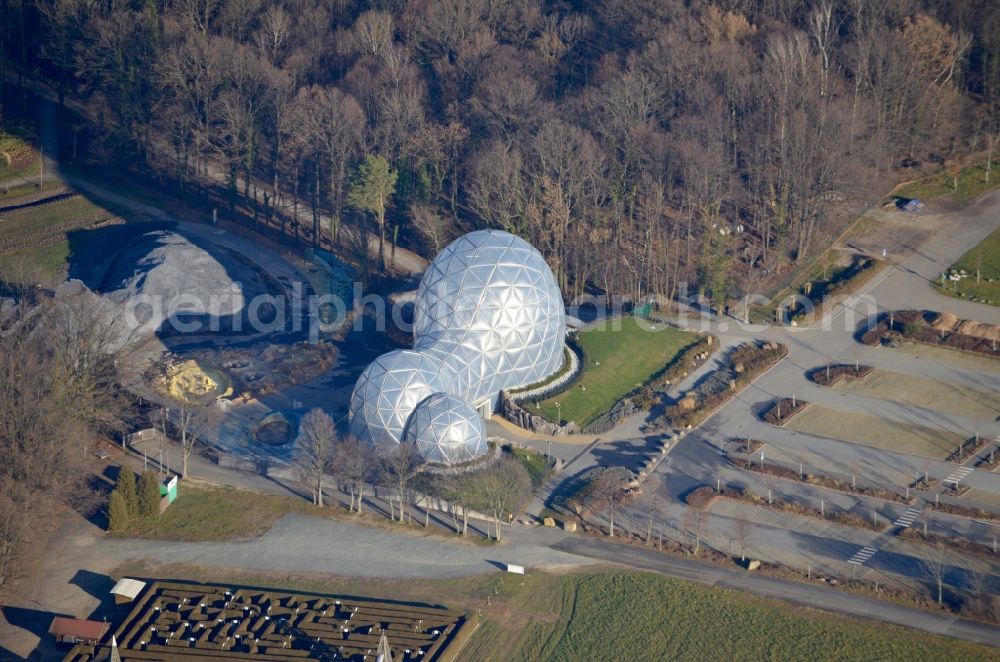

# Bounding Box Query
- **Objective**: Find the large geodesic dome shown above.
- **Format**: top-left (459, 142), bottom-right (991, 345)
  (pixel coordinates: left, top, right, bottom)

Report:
top-left (403, 394), bottom-right (487, 464)
top-left (413, 230), bottom-right (565, 407)
top-left (348, 230), bottom-right (566, 465)
top-left (348, 350), bottom-right (444, 449)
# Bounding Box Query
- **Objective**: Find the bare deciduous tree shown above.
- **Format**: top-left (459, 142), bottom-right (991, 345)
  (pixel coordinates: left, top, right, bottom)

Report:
top-left (378, 441), bottom-right (422, 524)
top-left (580, 466), bottom-right (632, 537)
top-left (477, 456), bottom-right (529, 542)
top-left (922, 541), bottom-right (949, 606)
top-left (295, 408), bottom-right (337, 507)
top-left (334, 435), bottom-right (374, 513)
top-left (169, 396), bottom-right (220, 479)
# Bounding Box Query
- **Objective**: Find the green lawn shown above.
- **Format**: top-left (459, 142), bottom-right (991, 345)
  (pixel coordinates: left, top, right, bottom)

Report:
top-left (121, 484), bottom-right (326, 541)
top-left (934, 223), bottom-right (1000, 305)
top-left (0, 194), bottom-right (114, 284)
top-left (0, 242), bottom-right (70, 284)
top-left (108, 563), bottom-right (1000, 662)
top-left (896, 163), bottom-right (998, 202)
top-left (118, 482), bottom-right (484, 543)
top-left (0, 133), bottom-right (41, 183)
top-left (533, 317), bottom-right (698, 426)
top-left (509, 446), bottom-right (552, 488)
top-left (465, 571), bottom-right (1000, 662)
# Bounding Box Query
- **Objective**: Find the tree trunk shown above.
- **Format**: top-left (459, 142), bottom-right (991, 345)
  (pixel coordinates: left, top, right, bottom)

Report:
top-left (377, 209), bottom-right (386, 272)
top-left (316, 476), bottom-right (324, 508)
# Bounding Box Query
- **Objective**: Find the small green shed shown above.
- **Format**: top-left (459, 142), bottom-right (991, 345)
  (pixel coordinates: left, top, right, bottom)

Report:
top-left (160, 475), bottom-right (178, 504)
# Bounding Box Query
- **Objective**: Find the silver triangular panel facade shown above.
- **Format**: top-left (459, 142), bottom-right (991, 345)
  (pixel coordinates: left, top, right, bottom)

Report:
top-left (349, 230), bottom-right (565, 465)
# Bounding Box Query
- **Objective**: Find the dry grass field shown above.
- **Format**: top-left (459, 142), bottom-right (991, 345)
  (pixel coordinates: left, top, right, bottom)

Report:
top-left (786, 405), bottom-right (966, 460)
top-left (834, 370), bottom-right (1000, 420)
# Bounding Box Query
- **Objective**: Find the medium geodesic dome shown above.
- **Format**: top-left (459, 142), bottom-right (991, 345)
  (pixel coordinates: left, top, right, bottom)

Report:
top-left (348, 350), bottom-right (444, 449)
top-left (413, 230), bottom-right (565, 407)
top-left (403, 394), bottom-right (487, 464)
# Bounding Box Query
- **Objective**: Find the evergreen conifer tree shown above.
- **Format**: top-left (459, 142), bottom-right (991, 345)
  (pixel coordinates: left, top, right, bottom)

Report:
top-left (107, 490), bottom-right (129, 534)
top-left (115, 469), bottom-right (139, 520)
top-left (137, 471), bottom-right (161, 519)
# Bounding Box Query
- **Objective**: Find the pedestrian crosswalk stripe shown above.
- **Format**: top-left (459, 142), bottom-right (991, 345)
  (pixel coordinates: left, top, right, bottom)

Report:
top-left (893, 508), bottom-right (921, 527)
top-left (944, 467), bottom-right (973, 484)
top-left (847, 546), bottom-right (878, 565)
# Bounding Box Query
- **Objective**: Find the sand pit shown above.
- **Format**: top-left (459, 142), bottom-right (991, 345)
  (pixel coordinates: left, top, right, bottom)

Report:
top-left (158, 359), bottom-right (233, 401)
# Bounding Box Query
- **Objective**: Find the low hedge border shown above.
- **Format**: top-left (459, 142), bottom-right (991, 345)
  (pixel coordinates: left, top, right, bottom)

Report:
top-left (761, 397), bottom-right (808, 426)
top-left (808, 364), bottom-right (874, 387)
top-left (944, 436), bottom-right (992, 464)
top-left (723, 451), bottom-right (910, 504)
top-left (899, 526), bottom-right (999, 560)
top-left (686, 484), bottom-right (887, 532)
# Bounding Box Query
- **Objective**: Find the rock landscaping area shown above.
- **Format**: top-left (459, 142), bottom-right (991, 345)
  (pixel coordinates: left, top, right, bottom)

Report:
top-left (862, 309), bottom-right (1000, 358)
top-left (657, 341), bottom-right (786, 430)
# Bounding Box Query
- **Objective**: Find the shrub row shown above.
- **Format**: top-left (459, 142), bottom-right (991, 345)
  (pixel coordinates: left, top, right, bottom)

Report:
top-left (761, 397), bottom-right (808, 426)
top-left (509, 343), bottom-right (582, 402)
top-left (944, 436), bottom-right (991, 464)
top-left (808, 364), bottom-right (874, 387)
top-left (631, 331), bottom-right (714, 410)
top-left (928, 499), bottom-right (1000, 523)
top-left (686, 483), bottom-right (885, 531)
top-left (723, 451), bottom-right (910, 504)
top-left (898, 527), bottom-right (999, 560)
top-left (975, 449), bottom-right (1000, 470)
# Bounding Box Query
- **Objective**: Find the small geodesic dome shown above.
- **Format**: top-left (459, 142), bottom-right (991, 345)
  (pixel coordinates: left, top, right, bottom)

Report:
top-left (348, 350), bottom-right (444, 449)
top-left (403, 394), bottom-right (487, 464)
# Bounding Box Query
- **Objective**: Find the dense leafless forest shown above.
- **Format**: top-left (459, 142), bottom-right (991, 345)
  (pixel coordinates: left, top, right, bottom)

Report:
top-left (3, 0), bottom-right (1000, 303)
